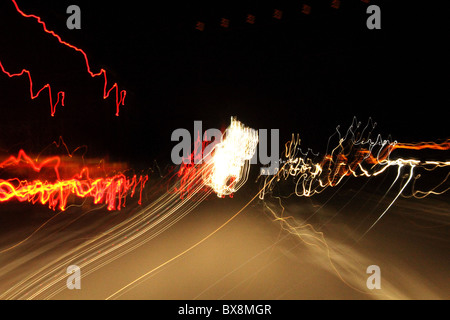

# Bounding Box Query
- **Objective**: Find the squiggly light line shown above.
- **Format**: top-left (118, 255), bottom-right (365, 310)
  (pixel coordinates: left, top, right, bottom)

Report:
top-left (259, 119), bottom-right (450, 200)
top-left (0, 0), bottom-right (126, 116)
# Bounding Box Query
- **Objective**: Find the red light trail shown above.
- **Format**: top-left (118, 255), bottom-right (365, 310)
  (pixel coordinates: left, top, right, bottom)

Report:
top-left (0, 150), bottom-right (148, 211)
top-left (0, 0), bottom-right (126, 116)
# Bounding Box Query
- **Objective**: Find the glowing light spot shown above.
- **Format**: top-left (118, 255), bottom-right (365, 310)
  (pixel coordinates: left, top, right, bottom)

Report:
top-left (203, 117), bottom-right (258, 197)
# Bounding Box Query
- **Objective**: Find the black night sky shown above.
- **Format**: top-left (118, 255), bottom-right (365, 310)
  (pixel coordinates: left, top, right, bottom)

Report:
top-left (0, 1), bottom-right (448, 167)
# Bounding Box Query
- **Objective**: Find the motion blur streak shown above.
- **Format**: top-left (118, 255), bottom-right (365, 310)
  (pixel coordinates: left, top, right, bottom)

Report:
top-left (0, 0), bottom-right (126, 116)
top-left (0, 118), bottom-right (259, 299)
top-left (0, 172), bottom-right (210, 299)
top-left (0, 150), bottom-right (148, 211)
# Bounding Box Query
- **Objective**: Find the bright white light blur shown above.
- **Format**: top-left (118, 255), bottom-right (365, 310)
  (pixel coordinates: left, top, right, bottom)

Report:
top-left (204, 117), bottom-right (258, 197)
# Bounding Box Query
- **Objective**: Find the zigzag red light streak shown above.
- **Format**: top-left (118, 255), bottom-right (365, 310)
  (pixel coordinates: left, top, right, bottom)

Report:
top-left (0, 150), bottom-right (148, 211)
top-left (0, 0), bottom-right (126, 116)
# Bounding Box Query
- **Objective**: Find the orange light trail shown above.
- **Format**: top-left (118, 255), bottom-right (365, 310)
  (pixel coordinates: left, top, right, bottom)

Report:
top-left (259, 127), bottom-right (450, 200)
top-left (0, 0), bottom-right (126, 116)
top-left (0, 150), bottom-right (148, 211)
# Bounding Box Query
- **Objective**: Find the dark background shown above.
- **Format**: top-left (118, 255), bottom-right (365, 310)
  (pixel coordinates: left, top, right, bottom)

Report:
top-left (0, 0), bottom-right (448, 168)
